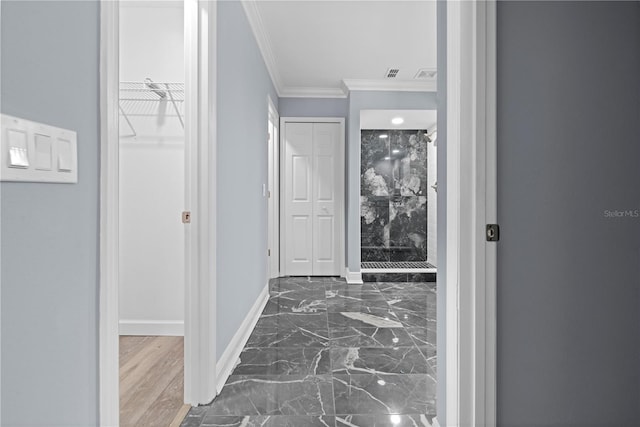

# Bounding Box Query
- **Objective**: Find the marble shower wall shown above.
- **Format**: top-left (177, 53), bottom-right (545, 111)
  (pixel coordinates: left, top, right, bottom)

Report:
top-left (361, 130), bottom-right (429, 262)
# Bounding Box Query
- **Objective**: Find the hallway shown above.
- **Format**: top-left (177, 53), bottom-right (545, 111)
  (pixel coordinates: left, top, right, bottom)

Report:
top-left (180, 277), bottom-right (436, 427)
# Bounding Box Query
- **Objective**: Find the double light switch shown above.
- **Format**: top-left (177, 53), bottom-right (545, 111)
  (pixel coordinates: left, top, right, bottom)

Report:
top-left (1, 114), bottom-right (78, 183)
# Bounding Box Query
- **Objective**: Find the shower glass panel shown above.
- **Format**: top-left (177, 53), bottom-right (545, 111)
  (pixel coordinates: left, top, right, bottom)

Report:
top-left (361, 129), bottom-right (430, 265)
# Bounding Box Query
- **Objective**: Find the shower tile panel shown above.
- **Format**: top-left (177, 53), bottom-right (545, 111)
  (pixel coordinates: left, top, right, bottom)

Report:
top-left (361, 130), bottom-right (429, 263)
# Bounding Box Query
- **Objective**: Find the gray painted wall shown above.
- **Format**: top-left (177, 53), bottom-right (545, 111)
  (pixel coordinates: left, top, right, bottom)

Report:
top-left (278, 97), bottom-right (348, 118)
top-left (217, 1), bottom-right (279, 358)
top-left (497, 2), bottom-right (640, 426)
top-left (1, 1), bottom-right (100, 425)
top-left (346, 91), bottom-right (437, 272)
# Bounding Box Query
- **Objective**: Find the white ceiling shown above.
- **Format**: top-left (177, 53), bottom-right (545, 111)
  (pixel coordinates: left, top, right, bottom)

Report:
top-left (243, 1), bottom-right (437, 98)
top-left (360, 109), bottom-right (437, 130)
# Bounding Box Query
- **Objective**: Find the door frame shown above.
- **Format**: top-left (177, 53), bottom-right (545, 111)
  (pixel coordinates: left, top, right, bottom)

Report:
top-left (279, 117), bottom-right (346, 277)
top-left (267, 96), bottom-right (280, 279)
top-left (444, 0), bottom-right (497, 426)
top-left (98, 1), bottom-right (217, 424)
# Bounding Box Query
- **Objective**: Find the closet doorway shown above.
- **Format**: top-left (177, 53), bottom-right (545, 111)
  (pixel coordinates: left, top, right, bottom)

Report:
top-left (118, 2), bottom-right (188, 426)
top-left (280, 117), bottom-right (345, 277)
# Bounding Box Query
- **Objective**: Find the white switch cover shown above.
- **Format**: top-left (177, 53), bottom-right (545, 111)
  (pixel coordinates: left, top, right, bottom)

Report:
top-left (34, 134), bottom-right (52, 170)
top-left (57, 139), bottom-right (72, 172)
top-left (7, 129), bottom-right (29, 168)
top-left (1, 114), bottom-right (77, 183)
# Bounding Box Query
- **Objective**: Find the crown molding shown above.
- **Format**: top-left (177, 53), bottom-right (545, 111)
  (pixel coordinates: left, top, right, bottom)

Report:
top-left (343, 78), bottom-right (437, 93)
top-left (279, 86), bottom-right (348, 99)
top-left (241, 0), bottom-right (284, 96)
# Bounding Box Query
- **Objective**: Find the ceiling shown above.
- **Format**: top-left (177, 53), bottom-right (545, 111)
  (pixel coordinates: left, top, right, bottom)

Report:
top-left (243, 1), bottom-right (438, 98)
top-left (360, 109), bottom-right (437, 130)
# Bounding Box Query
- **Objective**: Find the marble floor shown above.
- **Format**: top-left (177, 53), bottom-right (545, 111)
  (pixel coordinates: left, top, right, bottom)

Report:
top-left (181, 277), bottom-right (436, 427)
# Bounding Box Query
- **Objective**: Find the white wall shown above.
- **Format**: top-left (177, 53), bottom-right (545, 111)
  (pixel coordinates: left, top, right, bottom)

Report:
top-left (118, 2), bottom-right (185, 335)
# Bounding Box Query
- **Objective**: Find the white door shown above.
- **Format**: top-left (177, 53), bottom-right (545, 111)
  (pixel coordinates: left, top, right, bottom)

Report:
top-left (283, 120), bottom-right (343, 276)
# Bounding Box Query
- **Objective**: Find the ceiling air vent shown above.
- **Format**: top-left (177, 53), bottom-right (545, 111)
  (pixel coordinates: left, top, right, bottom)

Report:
top-left (385, 68), bottom-right (400, 78)
top-left (414, 69), bottom-right (437, 80)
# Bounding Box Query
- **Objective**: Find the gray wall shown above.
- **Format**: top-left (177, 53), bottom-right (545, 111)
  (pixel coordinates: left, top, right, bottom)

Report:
top-left (278, 97), bottom-right (348, 118)
top-left (1, 1), bottom-right (100, 426)
top-left (217, 1), bottom-right (279, 358)
top-left (497, 2), bottom-right (640, 426)
top-left (346, 91), bottom-right (437, 272)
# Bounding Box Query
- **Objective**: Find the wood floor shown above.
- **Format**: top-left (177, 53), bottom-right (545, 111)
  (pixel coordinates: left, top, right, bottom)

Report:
top-left (120, 336), bottom-right (189, 427)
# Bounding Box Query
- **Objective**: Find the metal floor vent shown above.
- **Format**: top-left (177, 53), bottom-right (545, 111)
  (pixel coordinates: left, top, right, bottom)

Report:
top-left (361, 261), bottom-right (436, 269)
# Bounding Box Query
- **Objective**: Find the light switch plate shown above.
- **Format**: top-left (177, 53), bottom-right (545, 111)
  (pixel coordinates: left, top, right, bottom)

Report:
top-left (1, 114), bottom-right (78, 183)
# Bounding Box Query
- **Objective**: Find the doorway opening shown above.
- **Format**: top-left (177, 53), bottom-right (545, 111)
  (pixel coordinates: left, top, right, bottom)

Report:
top-left (359, 109), bottom-right (437, 282)
top-left (117, 2), bottom-right (188, 426)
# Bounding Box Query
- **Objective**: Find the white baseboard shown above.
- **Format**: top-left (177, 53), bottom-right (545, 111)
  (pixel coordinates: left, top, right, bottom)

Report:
top-left (215, 283), bottom-right (270, 393)
top-left (119, 320), bottom-right (184, 336)
top-left (345, 268), bottom-right (363, 284)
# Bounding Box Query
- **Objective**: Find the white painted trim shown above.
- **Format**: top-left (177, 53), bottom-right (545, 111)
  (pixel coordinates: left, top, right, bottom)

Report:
top-left (279, 86), bottom-right (348, 99)
top-left (119, 320), bottom-right (185, 336)
top-left (342, 79), bottom-right (437, 93)
top-left (279, 117), bottom-right (346, 277)
top-left (446, 1), bottom-right (497, 426)
top-left (344, 269), bottom-right (364, 285)
top-left (99, 1), bottom-right (120, 425)
top-left (183, 0), bottom-right (217, 406)
top-left (215, 284), bottom-right (270, 393)
top-left (267, 96), bottom-right (280, 280)
top-left (241, 0), bottom-right (284, 96)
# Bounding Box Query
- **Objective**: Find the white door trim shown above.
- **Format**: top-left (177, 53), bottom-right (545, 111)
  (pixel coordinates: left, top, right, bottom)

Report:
top-left (279, 117), bottom-right (346, 277)
top-left (98, 1), bottom-right (217, 424)
top-left (98, 1), bottom-right (120, 424)
top-left (183, 0), bottom-right (217, 407)
top-left (446, 1), bottom-right (497, 426)
top-left (267, 96), bottom-right (280, 279)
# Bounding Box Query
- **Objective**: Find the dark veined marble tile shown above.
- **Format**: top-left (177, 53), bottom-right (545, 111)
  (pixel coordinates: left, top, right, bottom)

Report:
top-left (262, 295), bottom-right (327, 314)
top-left (254, 312), bottom-right (328, 331)
top-left (361, 246), bottom-right (390, 262)
top-left (269, 277), bottom-right (333, 293)
top-left (376, 282), bottom-right (435, 295)
top-left (361, 196), bottom-right (390, 247)
top-left (325, 290), bottom-right (389, 313)
top-left (328, 310), bottom-right (402, 329)
top-left (331, 347), bottom-right (430, 375)
top-left (392, 309), bottom-right (436, 329)
top-left (336, 414), bottom-right (435, 427)
top-left (180, 406), bottom-right (208, 427)
top-left (333, 374), bottom-right (436, 416)
top-left (408, 273), bottom-right (437, 282)
top-left (233, 347), bottom-right (331, 376)
top-left (205, 375), bottom-right (335, 416)
top-left (329, 326), bottom-right (416, 348)
top-left (362, 273), bottom-right (408, 283)
top-left (269, 288), bottom-right (327, 301)
top-left (406, 327), bottom-right (437, 352)
top-left (245, 327), bottom-right (329, 348)
top-left (385, 295), bottom-right (435, 314)
top-left (325, 285), bottom-right (380, 296)
top-left (200, 415), bottom-right (336, 427)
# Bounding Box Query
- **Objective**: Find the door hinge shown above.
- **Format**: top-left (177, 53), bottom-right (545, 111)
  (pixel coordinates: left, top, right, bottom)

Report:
top-left (182, 211), bottom-right (191, 224)
top-left (486, 224), bottom-right (500, 242)
top-left (268, 190), bottom-right (271, 198)
top-left (268, 249), bottom-right (271, 256)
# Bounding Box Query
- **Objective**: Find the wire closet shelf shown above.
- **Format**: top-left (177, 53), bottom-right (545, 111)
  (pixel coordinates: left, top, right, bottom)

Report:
top-left (119, 80), bottom-right (185, 137)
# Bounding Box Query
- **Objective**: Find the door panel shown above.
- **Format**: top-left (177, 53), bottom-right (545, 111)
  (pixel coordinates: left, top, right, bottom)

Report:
top-left (283, 121), bottom-right (343, 276)
top-left (312, 123), bottom-right (340, 275)
top-left (284, 123), bottom-right (313, 275)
